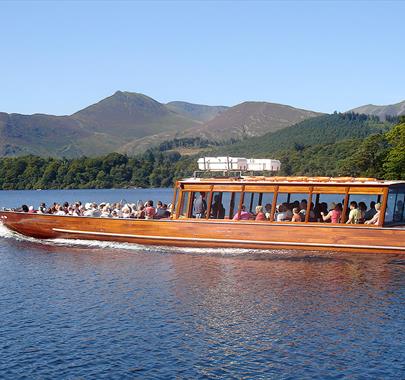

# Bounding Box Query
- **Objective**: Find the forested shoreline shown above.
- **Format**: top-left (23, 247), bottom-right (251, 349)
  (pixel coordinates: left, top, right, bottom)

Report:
top-left (0, 151), bottom-right (196, 190)
top-left (0, 117), bottom-right (403, 190)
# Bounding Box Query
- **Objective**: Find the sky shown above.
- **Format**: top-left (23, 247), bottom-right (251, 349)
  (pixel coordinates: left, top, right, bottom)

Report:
top-left (0, 0), bottom-right (404, 115)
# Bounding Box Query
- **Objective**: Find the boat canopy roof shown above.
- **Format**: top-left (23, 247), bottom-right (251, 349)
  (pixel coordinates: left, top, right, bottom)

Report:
top-left (179, 176), bottom-right (405, 187)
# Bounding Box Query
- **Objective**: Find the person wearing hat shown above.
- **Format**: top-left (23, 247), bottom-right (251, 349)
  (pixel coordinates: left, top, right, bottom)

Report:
top-left (83, 203), bottom-right (94, 217)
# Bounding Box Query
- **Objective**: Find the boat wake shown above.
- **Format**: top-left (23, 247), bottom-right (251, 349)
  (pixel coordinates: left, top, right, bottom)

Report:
top-left (0, 223), bottom-right (158, 252)
top-left (0, 223), bottom-right (276, 256)
top-left (0, 223), bottom-right (31, 241)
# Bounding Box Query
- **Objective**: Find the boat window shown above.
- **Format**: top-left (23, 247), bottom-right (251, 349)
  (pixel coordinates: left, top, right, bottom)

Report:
top-left (242, 192), bottom-right (275, 220)
top-left (274, 192), bottom-right (310, 222)
top-left (385, 187), bottom-right (405, 225)
top-left (394, 189), bottom-right (405, 224)
top-left (223, 192), bottom-right (241, 219)
top-left (244, 192), bottom-right (259, 213)
top-left (179, 191), bottom-right (192, 218)
top-left (312, 193), bottom-right (345, 223)
top-left (260, 192), bottom-right (274, 220)
top-left (216, 191), bottom-right (243, 219)
top-left (346, 193), bottom-right (381, 224)
top-left (210, 192), bottom-right (226, 219)
top-left (231, 192), bottom-right (243, 219)
top-left (171, 187), bottom-right (179, 217)
top-left (191, 191), bottom-right (209, 218)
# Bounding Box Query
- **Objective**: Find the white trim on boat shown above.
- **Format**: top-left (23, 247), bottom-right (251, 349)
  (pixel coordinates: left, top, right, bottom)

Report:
top-left (52, 228), bottom-right (405, 251)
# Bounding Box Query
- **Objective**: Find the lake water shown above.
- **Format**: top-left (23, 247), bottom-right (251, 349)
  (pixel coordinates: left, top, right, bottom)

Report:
top-left (0, 189), bottom-right (404, 379)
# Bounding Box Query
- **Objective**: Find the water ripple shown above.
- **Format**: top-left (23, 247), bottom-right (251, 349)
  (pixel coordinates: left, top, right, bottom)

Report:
top-left (1, 226), bottom-right (404, 378)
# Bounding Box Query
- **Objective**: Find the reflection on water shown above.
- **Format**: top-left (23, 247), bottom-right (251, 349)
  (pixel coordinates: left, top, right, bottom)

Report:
top-left (0, 228), bottom-right (404, 378)
top-left (0, 189), bottom-right (404, 378)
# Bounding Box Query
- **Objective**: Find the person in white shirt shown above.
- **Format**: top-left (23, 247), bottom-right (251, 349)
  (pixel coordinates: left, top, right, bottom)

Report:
top-left (365, 203), bottom-right (381, 225)
top-left (276, 204), bottom-right (289, 222)
top-left (54, 204), bottom-right (66, 216)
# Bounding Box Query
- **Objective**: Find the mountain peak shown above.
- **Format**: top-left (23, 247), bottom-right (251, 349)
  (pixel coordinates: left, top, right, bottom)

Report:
top-left (70, 91), bottom-right (199, 140)
top-left (113, 90), bottom-right (147, 97)
top-left (110, 90), bottom-right (158, 103)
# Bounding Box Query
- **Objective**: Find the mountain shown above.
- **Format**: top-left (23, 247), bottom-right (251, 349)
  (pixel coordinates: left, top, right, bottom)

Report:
top-left (0, 91), bottom-right (208, 157)
top-left (179, 101), bottom-right (322, 141)
top-left (0, 112), bottom-right (118, 157)
top-left (349, 100), bottom-right (405, 120)
top-left (0, 91), bottom-right (321, 158)
top-left (118, 101), bottom-right (321, 155)
top-left (72, 91), bottom-right (199, 139)
top-left (166, 101), bottom-right (228, 123)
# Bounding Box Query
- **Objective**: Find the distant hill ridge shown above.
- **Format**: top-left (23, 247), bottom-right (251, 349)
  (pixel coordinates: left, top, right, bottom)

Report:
top-left (180, 101), bottom-right (322, 140)
top-left (6, 92), bottom-right (400, 158)
top-left (0, 91), bottom-right (320, 158)
top-left (349, 100), bottom-right (405, 120)
top-left (119, 101), bottom-right (321, 155)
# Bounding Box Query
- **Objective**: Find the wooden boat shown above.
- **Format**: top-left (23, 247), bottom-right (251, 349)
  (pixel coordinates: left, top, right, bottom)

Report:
top-left (1, 176), bottom-right (405, 254)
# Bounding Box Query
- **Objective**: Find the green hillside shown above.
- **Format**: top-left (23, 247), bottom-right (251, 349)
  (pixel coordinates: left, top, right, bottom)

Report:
top-left (0, 118), bottom-right (404, 190)
top-left (0, 112), bottom-right (118, 157)
top-left (210, 112), bottom-right (393, 157)
top-left (277, 118), bottom-right (404, 179)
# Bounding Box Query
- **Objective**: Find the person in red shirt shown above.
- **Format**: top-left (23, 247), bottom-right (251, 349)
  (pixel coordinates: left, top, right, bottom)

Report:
top-left (145, 200), bottom-right (156, 219)
top-left (255, 205), bottom-right (266, 221)
top-left (233, 205), bottom-right (251, 220)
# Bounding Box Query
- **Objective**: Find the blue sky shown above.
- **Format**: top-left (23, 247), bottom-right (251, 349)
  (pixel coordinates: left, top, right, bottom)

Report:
top-left (0, 0), bottom-right (404, 115)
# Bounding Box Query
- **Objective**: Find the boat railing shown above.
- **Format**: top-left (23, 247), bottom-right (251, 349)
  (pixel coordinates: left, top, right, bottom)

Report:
top-left (192, 170), bottom-right (282, 179)
top-left (193, 170), bottom-right (243, 179)
top-left (191, 172), bottom-right (387, 183)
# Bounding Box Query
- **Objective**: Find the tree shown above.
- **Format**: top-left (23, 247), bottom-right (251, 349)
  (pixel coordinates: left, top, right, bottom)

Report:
top-left (338, 134), bottom-right (389, 178)
top-left (383, 122), bottom-right (405, 179)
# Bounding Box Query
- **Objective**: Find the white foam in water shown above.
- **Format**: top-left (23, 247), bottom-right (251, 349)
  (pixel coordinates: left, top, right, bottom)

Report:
top-left (0, 223), bottom-right (154, 251)
top-left (0, 222), bottom-right (290, 255)
top-left (0, 223), bottom-right (18, 239)
top-left (0, 223), bottom-right (39, 243)
top-left (0, 223), bottom-right (234, 254)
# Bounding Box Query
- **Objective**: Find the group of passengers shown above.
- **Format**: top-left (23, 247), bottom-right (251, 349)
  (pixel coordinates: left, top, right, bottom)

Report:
top-left (19, 194), bottom-right (382, 225)
top-left (266, 200), bottom-right (380, 224)
top-left (347, 201), bottom-right (381, 225)
top-left (194, 192), bottom-right (381, 225)
top-left (239, 200), bottom-right (381, 224)
top-left (19, 200), bottom-right (173, 219)
top-left (259, 200), bottom-right (380, 225)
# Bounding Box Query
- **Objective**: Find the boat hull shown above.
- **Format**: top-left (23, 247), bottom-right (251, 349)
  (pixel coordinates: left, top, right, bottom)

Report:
top-left (1, 211), bottom-right (405, 254)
